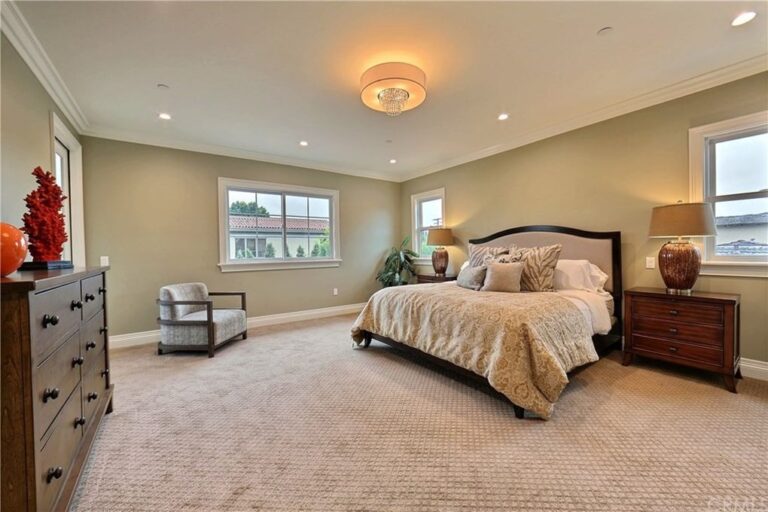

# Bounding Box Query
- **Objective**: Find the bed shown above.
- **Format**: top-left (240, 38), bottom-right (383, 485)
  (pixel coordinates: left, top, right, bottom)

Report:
top-left (351, 225), bottom-right (622, 419)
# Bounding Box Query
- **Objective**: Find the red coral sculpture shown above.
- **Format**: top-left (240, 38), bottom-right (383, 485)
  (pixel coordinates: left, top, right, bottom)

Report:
top-left (22, 167), bottom-right (68, 262)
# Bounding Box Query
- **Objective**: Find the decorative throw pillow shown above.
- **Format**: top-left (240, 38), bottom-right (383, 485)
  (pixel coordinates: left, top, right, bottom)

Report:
top-left (508, 244), bottom-right (562, 292)
top-left (481, 262), bottom-right (524, 293)
top-left (468, 244), bottom-right (508, 267)
top-left (457, 264), bottom-right (487, 291)
top-left (482, 250), bottom-right (517, 265)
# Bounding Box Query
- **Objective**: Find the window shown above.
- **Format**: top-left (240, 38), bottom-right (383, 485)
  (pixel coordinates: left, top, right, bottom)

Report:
top-left (689, 111), bottom-right (768, 277)
top-left (411, 188), bottom-right (445, 258)
top-left (50, 112), bottom-right (85, 266)
top-left (218, 178), bottom-right (340, 271)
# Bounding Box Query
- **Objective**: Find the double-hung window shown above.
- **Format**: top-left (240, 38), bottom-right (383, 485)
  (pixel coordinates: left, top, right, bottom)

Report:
top-left (411, 188), bottom-right (445, 258)
top-left (218, 178), bottom-right (340, 271)
top-left (689, 111), bottom-right (768, 277)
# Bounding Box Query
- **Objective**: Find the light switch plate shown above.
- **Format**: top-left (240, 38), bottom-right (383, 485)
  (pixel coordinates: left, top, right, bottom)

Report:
top-left (645, 256), bottom-right (656, 269)
top-left (100, 256), bottom-right (110, 266)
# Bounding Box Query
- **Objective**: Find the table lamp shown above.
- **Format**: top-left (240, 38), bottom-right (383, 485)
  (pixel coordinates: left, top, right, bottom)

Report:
top-left (427, 228), bottom-right (453, 277)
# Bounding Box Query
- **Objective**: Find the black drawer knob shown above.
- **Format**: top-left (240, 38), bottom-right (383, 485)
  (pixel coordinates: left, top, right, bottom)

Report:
top-left (669, 309), bottom-right (679, 316)
top-left (85, 341), bottom-right (97, 351)
top-left (71, 300), bottom-right (83, 310)
top-left (84, 293), bottom-right (96, 302)
top-left (42, 387), bottom-right (60, 402)
top-left (99, 326), bottom-right (109, 335)
top-left (668, 346), bottom-right (679, 353)
top-left (668, 327), bottom-right (679, 335)
top-left (72, 356), bottom-right (85, 367)
top-left (42, 314), bottom-right (60, 328)
top-left (74, 416), bottom-right (86, 428)
top-left (98, 286), bottom-right (107, 295)
top-left (101, 368), bottom-right (110, 378)
top-left (87, 392), bottom-right (99, 402)
top-left (46, 466), bottom-right (64, 483)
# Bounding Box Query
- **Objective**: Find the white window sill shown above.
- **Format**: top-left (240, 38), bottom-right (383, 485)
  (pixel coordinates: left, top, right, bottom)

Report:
top-left (700, 261), bottom-right (768, 278)
top-left (219, 259), bottom-right (342, 272)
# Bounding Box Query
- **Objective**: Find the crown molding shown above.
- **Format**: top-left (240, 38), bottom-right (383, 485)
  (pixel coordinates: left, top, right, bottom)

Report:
top-left (399, 53), bottom-right (768, 182)
top-left (1, 0), bottom-right (89, 133)
top-left (81, 126), bottom-right (400, 182)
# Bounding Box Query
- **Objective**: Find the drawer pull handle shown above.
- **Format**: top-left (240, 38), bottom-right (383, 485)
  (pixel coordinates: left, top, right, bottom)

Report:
top-left (668, 328), bottom-right (679, 335)
top-left (74, 416), bottom-right (86, 428)
top-left (42, 387), bottom-right (60, 402)
top-left (46, 466), bottom-right (64, 483)
top-left (72, 356), bottom-right (85, 367)
top-left (42, 314), bottom-right (60, 328)
top-left (101, 368), bottom-right (110, 378)
top-left (84, 293), bottom-right (96, 302)
top-left (100, 326), bottom-right (109, 335)
top-left (87, 392), bottom-right (99, 402)
top-left (71, 300), bottom-right (83, 310)
top-left (98, 286), bottom-right (107, 295)
top-left (669, 309), bottom-right (679, 316)
top-left (85, 341), bottom-right (97, 351)
top-left (668, 346), bottom-right (679, 353)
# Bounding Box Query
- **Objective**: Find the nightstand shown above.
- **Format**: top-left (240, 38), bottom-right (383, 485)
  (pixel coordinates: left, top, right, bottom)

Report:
top-left (623, 287), bottom-right (741, 392)
top-left (416, 274), bottom-right (457, 284)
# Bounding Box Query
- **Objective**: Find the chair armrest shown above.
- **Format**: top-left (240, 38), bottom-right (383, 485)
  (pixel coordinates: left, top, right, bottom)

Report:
top-left (156, 299), bottom-right (213, 306)
top-left (156, 299), bottom-right (214, 327)
top-left (207, 292), bottom-right (246, 311)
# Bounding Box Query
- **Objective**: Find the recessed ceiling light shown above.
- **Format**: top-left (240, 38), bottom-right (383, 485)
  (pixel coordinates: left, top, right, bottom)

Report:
top-left (597, 26), bottom-right (614, 36)
top-left (157, 83), bottom-right (170, 89)
top-left (497, 113), bottom-right (509, 121)
top-left (299, 140), bottom-right (309, 147)
top-left (731, 11), bottom-right (757, 26)
top-left (158, 113), bottom-right (172, 120)
top-left (389, 159), bottom-right (397, 164)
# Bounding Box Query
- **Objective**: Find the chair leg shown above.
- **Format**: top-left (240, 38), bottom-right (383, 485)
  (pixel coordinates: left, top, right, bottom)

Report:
top-left (208, 346), bottom-right (215, 358)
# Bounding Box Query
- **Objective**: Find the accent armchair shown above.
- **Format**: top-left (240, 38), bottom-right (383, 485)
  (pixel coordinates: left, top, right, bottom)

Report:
top-left (157, 282), bottom-right (247, 358)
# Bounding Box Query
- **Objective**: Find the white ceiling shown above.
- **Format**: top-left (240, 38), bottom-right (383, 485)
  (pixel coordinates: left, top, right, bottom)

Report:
top-left (12, 1), bottom-right (768, 181)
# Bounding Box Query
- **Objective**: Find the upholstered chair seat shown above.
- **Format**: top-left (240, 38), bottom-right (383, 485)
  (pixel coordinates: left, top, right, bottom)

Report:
top-left (157, 282), bottom-right (247, 357)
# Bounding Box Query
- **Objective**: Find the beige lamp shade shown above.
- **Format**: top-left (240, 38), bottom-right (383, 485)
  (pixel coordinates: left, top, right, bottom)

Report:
top-left (648, 202), bottom-right (717, 238)
top-left (427, 228), bottom-right (453, 246)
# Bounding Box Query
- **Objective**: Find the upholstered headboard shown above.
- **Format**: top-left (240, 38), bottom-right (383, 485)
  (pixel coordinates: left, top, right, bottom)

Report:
top-left (468, 225), bottom-right (622, 319)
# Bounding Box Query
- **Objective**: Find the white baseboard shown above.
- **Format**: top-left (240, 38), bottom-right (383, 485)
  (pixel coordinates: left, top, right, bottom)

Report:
top-left (741, 358), bottom-right (768, 382)
top-left (109, 302), bottom-right (366, 350)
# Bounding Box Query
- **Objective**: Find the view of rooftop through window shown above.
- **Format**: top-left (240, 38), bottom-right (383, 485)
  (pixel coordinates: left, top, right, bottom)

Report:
top-left (710, 131), bottom-right (768, 257)
top-left (228, 189), bottom-right (331, 260)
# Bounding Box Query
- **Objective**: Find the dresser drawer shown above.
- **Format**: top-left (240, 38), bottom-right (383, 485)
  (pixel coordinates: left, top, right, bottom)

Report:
top-left (81, 273), bottom-right (105, 322)
top-left (632, 297), bottom-right (723, 325)
top-left (30, 281), bottom-right (83, 362)
top-left (631, 316), bottom-right (723, 347)
top-left (81, 310), bottom-right (106, 372)
top-left (632, 334), bottom-right (723, 367)
top-left (82, 363), bottom-right (108, 426)
top-left (32, 330), bottom-right (82, 441)
top-left (36, 386), bottom-right (83, 512)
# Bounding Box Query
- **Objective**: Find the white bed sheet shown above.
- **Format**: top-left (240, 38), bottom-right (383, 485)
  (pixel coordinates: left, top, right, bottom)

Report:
top-left (557, 289), bottom-right (613, 336)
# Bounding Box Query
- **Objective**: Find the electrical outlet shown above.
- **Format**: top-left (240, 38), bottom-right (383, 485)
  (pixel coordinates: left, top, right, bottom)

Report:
top-left (333, 288), bottom-right (338, 296)
top-left (100, 255), bottom-right (110, 266)
top-left (645, 256), bottom-right (656, 269)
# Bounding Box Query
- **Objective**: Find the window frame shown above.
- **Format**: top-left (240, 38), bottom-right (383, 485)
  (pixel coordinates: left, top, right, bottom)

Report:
top-left (411, 187), bottom-right (445, 261)
top-left (218, 177), bottom-right (341, 272)
top-left (689, 111), bottom-right (768, 278)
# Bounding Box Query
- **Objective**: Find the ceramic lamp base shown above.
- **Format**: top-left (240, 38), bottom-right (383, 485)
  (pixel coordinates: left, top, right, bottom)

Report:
top-left (432, 247), bottom-right (449, 277)
top-left (658, 240), bottom-right (701, 295)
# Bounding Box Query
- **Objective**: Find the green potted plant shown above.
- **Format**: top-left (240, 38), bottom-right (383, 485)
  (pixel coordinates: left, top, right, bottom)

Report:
top-left (376, 237), bottom-right (418, 287)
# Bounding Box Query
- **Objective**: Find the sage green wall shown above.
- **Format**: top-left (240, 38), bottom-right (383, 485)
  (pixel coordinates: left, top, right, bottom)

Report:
top-left (400, 72), bottom-right (768, 361)
top-left (0, 34), bottom-right (80, 226)
top-left (81, 137), bottom-right (400, 335)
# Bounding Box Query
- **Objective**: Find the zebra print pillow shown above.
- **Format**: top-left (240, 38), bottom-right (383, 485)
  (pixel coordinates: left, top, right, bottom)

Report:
top-left (468, 244), bottom-right (509, 268)
top-left (508, 244), bottom-right (562, 292)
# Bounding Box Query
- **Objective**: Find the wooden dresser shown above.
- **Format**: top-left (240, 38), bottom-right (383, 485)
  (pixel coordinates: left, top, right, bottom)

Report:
top-left (2, 267), bottom-right (113, 512)
top-left (623, 287), bottom-right (740, 392)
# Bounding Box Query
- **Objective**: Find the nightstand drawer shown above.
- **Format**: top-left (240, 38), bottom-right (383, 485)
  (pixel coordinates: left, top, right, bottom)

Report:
top-left (632, 334), bottom-right (723, 367)
top-left (631, 317), bottom-right (723, 347)
top-left (633, 297), bottom-right (723, 325)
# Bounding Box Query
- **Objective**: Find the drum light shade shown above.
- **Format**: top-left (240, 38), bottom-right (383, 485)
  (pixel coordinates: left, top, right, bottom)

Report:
top-left (360, 62), bottom-right (426, 116)
top-left (427, 228), bottom-right (453, 246)
top-left (649, 202), bottom-right (717, 238)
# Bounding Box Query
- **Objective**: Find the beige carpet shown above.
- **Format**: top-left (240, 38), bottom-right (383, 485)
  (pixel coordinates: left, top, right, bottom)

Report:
top-left (71, 315), bottom-right (768, 512)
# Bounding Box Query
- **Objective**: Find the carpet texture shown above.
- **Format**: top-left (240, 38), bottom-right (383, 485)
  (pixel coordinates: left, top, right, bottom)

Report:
top-left (71, 315), bottom-right (768, 511)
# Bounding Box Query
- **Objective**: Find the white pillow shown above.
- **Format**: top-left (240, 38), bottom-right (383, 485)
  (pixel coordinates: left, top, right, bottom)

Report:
top-left (554, 260), bottom-right (608, 293)
top-left (460, 260), bottom-right (469, 272)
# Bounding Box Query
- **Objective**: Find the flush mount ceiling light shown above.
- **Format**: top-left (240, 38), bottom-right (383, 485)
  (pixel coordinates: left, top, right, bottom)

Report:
top-left (497, 113), bottom-right (510, 121)
top-left (158, 112), bottom-right (172, 120)
top-left (360, 62), bottom-right (426, 117)
top-left (731, 11), bottom-right (757, 26)
top-left (299, 140), bottom-right (309, 147)
top-left (389, 159), bottom-right (397, 164)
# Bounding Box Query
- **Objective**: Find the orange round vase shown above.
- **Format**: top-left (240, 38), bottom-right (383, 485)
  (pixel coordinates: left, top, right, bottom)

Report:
top-left (1, 223), bottom-right (28, 277)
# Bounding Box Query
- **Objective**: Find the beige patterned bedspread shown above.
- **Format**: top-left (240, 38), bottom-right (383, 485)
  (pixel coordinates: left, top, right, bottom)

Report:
top-left (351, 283), bottom-right (599, 419)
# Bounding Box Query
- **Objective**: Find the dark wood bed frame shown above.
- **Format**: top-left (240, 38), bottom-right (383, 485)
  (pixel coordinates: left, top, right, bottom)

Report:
top-left (359, 225), bottom-right (623, 419)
